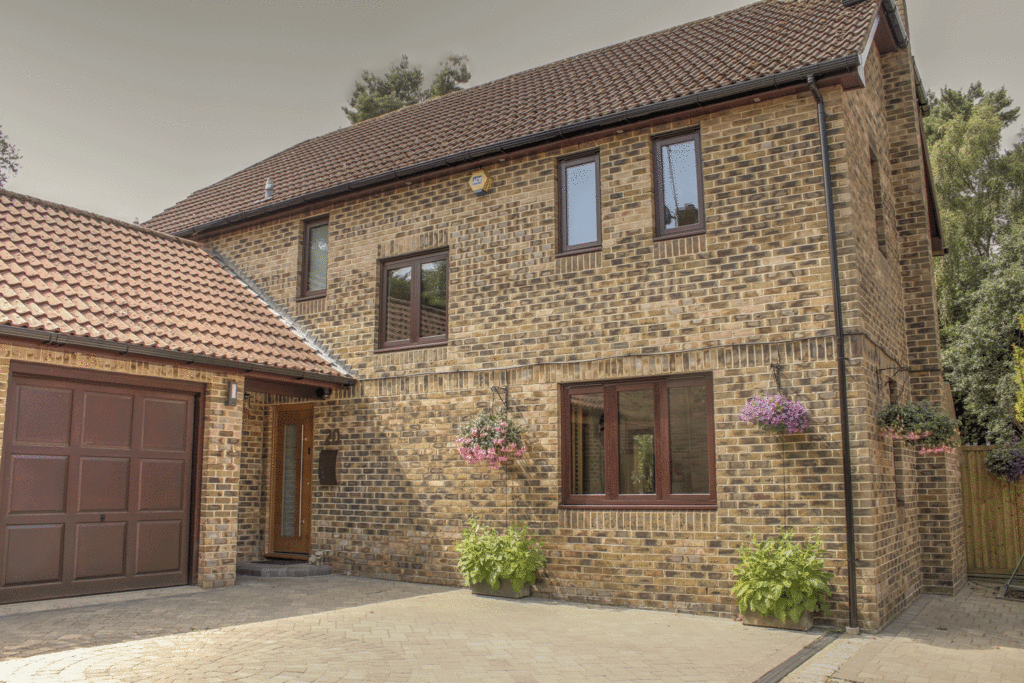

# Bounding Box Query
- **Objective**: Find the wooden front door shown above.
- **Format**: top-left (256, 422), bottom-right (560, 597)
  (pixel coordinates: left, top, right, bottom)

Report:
top-left (270, 405), bottom-right (313, 557)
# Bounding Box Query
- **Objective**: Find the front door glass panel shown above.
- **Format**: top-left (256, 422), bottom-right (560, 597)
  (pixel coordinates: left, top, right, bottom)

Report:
top-left (280, 424), bottom-right (299, 538)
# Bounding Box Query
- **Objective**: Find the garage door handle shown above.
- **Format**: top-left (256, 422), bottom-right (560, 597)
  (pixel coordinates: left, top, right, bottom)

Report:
top-left (100, 514), bottom-right (106, 522)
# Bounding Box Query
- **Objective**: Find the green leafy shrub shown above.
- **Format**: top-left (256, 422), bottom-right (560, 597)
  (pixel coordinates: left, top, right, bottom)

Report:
top-left (985, 438), bottom-right (1024, 483)
top-left (731, 531), bottom-right (833, 622)
top-left (878, 402), bottom-right (960, 455)
top-left (455, 517), bottom-right (546, 592)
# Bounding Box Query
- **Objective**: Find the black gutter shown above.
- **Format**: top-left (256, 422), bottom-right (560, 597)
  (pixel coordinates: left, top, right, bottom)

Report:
top-left (0, 325), bottom-right (356, 387)
top-left (177, 54), bottom-right (862, 238)
top-left (807, 75), bottom-right (858, 631)
top-left (879, 0), bottom-right (909, 49)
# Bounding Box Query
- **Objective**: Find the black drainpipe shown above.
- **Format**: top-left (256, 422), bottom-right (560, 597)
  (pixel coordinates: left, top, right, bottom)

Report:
top-left (807, 75), bottom-right (859, 631)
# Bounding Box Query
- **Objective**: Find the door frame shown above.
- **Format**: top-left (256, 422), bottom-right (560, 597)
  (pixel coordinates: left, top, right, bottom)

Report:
top-left (1, 361), bottom-right (206, 599)
top-left (267, 403), bottom-right (314, 558)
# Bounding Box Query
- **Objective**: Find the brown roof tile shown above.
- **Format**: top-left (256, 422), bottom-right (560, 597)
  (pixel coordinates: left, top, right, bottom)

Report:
top-left (0, 190), bottom-right (353, 382)
top-left (145, 0), bottom-right (879, 235)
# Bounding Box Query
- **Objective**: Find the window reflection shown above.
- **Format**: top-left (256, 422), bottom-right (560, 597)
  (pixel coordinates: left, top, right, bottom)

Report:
top-left (306, 223), bottom-right (328, 293)
top-left (660, 140), bottom-right (699, 229)
top-left (565, 160), bottom-right (598, 248)
top-left (669, 384), bottom-right (709, 494)
top-left (570, 391), bottom-right (605, 495)
top-left (420, 260), bottom-right (448, 338)
top-left (385, 266), bottom-right (412, 342)
top-left (618, 389), bottom-right (655, 495)
top-left (657, 135), bottom-right (702, 234)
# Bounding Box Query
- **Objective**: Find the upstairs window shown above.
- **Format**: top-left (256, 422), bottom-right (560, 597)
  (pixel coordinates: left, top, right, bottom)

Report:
top-left (301, 218), bottom-right (329, 299)
top-left (654, 132), bottom-right (705, 237)
top-left (558, 153), bottom-right (601, 253)
top-left (561, 374), bottom-right (716, 509)
top-left (379, 250), bottom-right (449, 351)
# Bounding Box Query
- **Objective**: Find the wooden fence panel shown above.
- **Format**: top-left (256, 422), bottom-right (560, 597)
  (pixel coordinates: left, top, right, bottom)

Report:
top-left (959, 446), bottom-right (1024, 576)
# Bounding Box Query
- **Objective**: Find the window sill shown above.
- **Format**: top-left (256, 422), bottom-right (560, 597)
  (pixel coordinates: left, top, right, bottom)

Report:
top-left (556, 245), bottom-right (602, 258)
top-left (559, 502), bottom-right (717, 511)
top-left (296, 292), bottom-right (326, 303)
top-left (374, 340), bottom-right (448, 354)
top-left (653, 228), bottom-right (705, 242)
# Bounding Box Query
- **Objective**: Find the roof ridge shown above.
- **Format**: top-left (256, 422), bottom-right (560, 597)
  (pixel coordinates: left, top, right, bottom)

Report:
top-left (1, 188), bottom-right (205, 251)
top-left (145, 0), bottom-right (879, 235)
top-left (143, 0), bottom-right (793, 232)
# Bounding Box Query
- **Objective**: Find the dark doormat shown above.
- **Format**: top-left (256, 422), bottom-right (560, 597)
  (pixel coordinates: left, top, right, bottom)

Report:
top-left (237, 560), bottom-right (332, 578)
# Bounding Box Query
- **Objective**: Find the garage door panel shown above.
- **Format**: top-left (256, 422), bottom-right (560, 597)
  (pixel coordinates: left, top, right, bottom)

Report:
top-left (8, 455), bottom-right (68, 514)
top-left (136, 521), bottom-right (182, 575)
top-left (13, 386), bottom-right (73, 446)
top-left (74, 523), bottom-right (127, 579)
top-left (2, 371), bottom-right (196, 603)
top-left (78, 457), bottom-right (130, 512)
top-left (141, 398), bottom-right (188, 452)
top-left (81, 391), bottom-right (133, 449)
top-left (138, 459), bottom-right (186, 511)
top-left (4, 524), bottom-right (64, 585)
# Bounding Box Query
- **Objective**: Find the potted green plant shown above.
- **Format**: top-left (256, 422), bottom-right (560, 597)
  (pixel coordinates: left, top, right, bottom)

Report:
top-left (878, 402), bottom-right (960, 456)
top-left (455, 517), bottom-right (546, 598)
top-left (731, 530), bottom-right (833, 631)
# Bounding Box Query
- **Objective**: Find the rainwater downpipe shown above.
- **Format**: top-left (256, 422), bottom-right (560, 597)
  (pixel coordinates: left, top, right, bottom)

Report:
top-left (807, 75), bottom-right (859, 632)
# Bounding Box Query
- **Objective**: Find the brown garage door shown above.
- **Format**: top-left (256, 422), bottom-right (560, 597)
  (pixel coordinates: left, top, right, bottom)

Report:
top-left (1, 369), bottom-right (196, 603)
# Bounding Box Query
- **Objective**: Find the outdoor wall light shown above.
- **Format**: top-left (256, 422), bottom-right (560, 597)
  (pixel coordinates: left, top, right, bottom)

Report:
top-left (226, 380), bottom-right (238, 406)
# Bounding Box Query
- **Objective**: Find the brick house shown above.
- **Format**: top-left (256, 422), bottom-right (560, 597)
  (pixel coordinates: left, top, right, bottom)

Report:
top-left (1, 0), bottom-right (962, 631)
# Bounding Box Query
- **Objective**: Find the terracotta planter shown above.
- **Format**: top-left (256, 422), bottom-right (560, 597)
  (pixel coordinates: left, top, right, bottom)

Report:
top-left (470, 580), bottom-right (532, 599)
top-left (741, 610), bottom-right (813, 631)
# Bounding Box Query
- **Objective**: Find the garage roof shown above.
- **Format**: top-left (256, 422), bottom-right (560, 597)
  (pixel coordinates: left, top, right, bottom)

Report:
top-left (0, 190), bottom-right (354, 385)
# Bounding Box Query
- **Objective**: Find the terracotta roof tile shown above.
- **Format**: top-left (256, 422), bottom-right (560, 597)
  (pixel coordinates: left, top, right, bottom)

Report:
top-left (1, 190), bottom-right (352, 382)
top-left (145, 0), bottom-right (879, 234)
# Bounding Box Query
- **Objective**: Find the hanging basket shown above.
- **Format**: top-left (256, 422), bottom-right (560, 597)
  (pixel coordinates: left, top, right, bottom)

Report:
top-left (878, 402), bottom-right (959, 456)
top-left (455, 409), bottom-right (526, 469)
top-left (740, 394), bottom-right (809, 435)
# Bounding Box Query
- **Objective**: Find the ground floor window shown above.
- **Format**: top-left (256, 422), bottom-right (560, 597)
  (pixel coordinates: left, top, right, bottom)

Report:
top-left (560, 374), bottom-right (716, 509)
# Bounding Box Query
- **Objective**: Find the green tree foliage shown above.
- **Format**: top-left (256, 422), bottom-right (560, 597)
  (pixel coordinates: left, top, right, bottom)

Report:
top-left (344, 55), bottom-right (470, 124)
top-left (925, 84), bottom-right (1024, 443)
top-left (0, 124), bottom-right (21, 188)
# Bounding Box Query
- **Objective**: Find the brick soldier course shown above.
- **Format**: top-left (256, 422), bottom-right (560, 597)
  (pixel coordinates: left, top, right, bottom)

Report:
top-left (1, 0), bottom-right (961, 633)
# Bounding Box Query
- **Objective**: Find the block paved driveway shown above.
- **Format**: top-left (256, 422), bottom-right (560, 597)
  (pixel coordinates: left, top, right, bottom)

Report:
top-left (783, 580), bottom-right (1024, 683)
top-left (0, 575), bottom-right (818, 682)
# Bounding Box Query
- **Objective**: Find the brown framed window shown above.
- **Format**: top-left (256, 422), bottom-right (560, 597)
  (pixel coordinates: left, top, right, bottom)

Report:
top-left (379, 249), bottom-right (449, 351)
top-left (558, 153), bottom-right (601, 253)
top-left (653, 131), bottom-right (705, 238)
top-left (300, 218), bottom-right (329, 299)
top-left (561, 374), bottom-right (716, 509)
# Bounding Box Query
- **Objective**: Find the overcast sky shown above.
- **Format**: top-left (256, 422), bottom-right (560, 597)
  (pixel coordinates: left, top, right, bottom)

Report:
top-left (2, 0), bottom-right (1022, 224)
